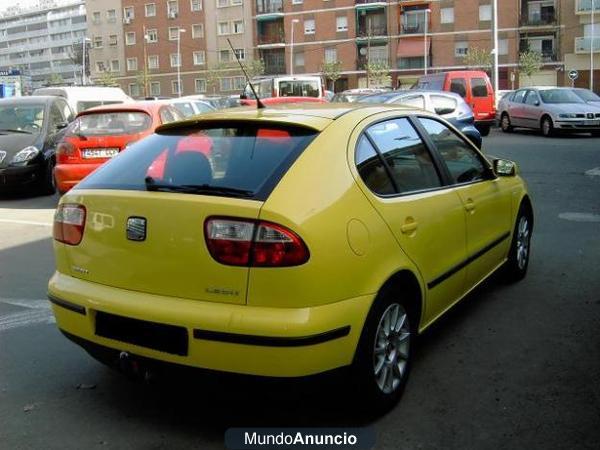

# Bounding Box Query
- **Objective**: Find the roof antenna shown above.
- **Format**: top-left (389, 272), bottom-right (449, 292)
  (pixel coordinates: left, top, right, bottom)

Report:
top-left (227, 38), bottom-right (265, 109)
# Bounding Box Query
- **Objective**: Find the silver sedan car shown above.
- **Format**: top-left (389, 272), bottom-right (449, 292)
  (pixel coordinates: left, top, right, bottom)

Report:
top-left (497, 87), bottom-right (600, 137)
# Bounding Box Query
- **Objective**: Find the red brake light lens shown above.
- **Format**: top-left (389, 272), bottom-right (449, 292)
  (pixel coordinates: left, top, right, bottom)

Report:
top-left (56, 142), bottom-right (79, 164)
top-left (204, 217), bottom-right (309, 267)
top-left (53, 204), bottom-right (86, 245)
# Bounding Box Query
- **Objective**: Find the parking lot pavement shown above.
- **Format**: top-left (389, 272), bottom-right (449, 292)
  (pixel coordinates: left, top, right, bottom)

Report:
top-left (1, 130), bottom-right (599, 449)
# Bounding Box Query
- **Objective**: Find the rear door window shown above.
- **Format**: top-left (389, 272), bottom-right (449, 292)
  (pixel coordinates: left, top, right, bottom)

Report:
top-left (76, 123), bottom-right (319, 200)
top-left (356, 118), bottom-right (442, 195)
top-left (395, 95), bottom-right (425, 109)
top-left (471, 78), bottom-right (488, 97)
top-left (512, 90), bottom-right (527, 103)
top-left (525, 90), bottom-right (540, 105)
top-left (449, 78), bottom-right (467, 98)
top-left (431, 95), bottom-right (458, 115)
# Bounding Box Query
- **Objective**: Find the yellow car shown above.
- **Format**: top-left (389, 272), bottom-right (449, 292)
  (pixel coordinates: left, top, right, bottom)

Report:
top-left (48, 104), bottom-right (532, 410)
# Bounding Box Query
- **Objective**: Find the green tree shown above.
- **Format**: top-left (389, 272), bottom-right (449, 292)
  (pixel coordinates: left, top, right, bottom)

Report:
top-left (136, 68), bottom-right (152, 97)
top-left (206, 62), bottom-right (227, 95)
top-left (464, 47), bottom-right (492, 71)
top-left (367, 61), bottom-right (391, 88)
top-left (321, 60), bottom-right (342, 91)
top-left (45, 73), bottom-right (64, 86)
top-left (245, 58), bottom-right (265, 80)
top-left (519, 50), bottom-right (543, 81)
top-left (96, 71), bottom-right (118, 87)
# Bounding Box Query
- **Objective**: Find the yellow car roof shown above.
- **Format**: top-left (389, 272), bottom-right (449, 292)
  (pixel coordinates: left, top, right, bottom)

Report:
top-left (157, 103), bottom-right (417, 133)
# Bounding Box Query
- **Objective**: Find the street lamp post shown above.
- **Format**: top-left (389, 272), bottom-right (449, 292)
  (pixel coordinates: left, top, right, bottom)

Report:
top-left (290, 19), bottom-right (299, 76)
top-left (177, 28), bottom-right (186, 97)
top-left (81, 37), bottom-right (91, 85)
top-left (591, 2), bottom-right (595, 91)
top-left (492, 0), bottom-right (499, 94)
top-left (424, 9), bottom-right (431, 75)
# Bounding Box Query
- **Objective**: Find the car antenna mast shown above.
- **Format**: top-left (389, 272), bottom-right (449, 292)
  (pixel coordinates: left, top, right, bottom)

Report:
top-left (227, 38), bottom-right (265, 109)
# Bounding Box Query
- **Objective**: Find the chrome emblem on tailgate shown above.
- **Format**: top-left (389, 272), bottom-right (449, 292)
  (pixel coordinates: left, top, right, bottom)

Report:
top-left (126, 217), bottom-right (147, 241)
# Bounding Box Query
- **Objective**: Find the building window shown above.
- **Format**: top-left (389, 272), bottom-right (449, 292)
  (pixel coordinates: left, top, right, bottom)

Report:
top-left (167, 1), bottom-right (179, 17)
top-left (107, 9), bottom-right (117, 23)
top-left (195, 78), bottom-right (206, 93)
top-left (294, 52), bottom-right (304, 66)
top-left (123, 6), bottom-right (134, 20)
top-left (398, 56), bottom-right (424, 69)
top-left (127, 57), bottom-right (138, 71)
top-left (171, 80), bottom-right (181, 95)
top-left (220, 77), bottom-right (233, 91)
top-left (169, 27), bottom-right (179, 40)
top-left (218, 49), bottom-right (230, 62)
top-left (218, 21), bottom-right (230, 35)
top-left (479, 5), bottom-right (492, 21)
top-left (233, 48), bottom-right (245, 60)
top-left (233, 20), bottom-right (244, 34)
top-left (109, 35), bottom-right (118, 46)
top-left (192, 24), bottom-right (204, 38)
top-left (125, 32), bottom-right (136, 45)
top-left (129, 83), bottom-right (140, 97)
top-left (193, 50), bottom-right (205, 65)
top-left (304, 19), bottom-right (315, 35)
top-left (324, 47), bottom-right (337, 63)
top-left (146, 28), bottom-right (158, 43)
top-left (441, 7), bottom-right (454, 24)
top-left (191, 0), bottom-right (202, 11)
top-left (455, 41), bottom-right (468, 57)
top-left (498, 38), bottom-right (508, 55)
top-left (216, 0), bottom-right (228, 7)
top-left (111, 60), bottom-right (120, 72)
top-left (170, 53), bottom-right (181, 67)
top-left (96, 61), bottom-right (106, 72)
top-left (145, 3), bottom-right (156, 17)
top-left (93, 36), bottom-right (103, 48)
top-left (150, 81), bottom-right (161, 96)
top-left (336, 16), bottom-right (348, 32)
top-left (231, 0), bottom-right (242, 5)
top-left (92, 11), bottom-right (101, 24)
top-left (148, 55), bottom-right (159, 69)
top-left (292, 0), bottom-right (303, 4)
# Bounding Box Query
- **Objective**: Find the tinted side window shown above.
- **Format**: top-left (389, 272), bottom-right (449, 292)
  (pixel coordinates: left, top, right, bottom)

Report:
top-left (512, 90), bottom-right (527, 103)
top-left (525, 91), bottom-right (540, 105)
top-left (418, 117), bottom-right (487, 184)
top-left (49, 102), bottom-right (66, 129)
top-left (56, 99), bottom-right (73, 122)
top-left (471, 78), bottom-right (488, 97)
top-left (395, 95), bottom-right (425, 109)
top-left (355, 135), bottom-right (395, 195)
top-left (431, 95), bottom-right (458, 115)
top-left (159, 106), bottom-right (177, 123)
top-left (365, 118), bottom-right (441, 194)
top-left (449, 78), bottom-right (467, 97)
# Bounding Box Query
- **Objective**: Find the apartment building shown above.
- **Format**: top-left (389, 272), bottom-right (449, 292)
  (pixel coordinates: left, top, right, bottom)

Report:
top-left (0, 0), bottom-right (87, 89)
top-left (252, 0), bottom-right (592, 91)
top-left (87, 0), bottom-right (126, 81)
top-left (117, 0), bottom-right (254, 97)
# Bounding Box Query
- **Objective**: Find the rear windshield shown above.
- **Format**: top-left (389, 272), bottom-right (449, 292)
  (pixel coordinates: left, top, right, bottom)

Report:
top-left (278, 81), bottom-right (320, 97)
top-left (76, 123), bottom-right (318, 200)
top-left (73, 112), bottom-right (152, 136)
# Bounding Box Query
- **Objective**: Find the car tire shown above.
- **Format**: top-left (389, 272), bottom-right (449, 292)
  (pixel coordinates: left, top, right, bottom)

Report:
top-left (478, 124), bottom-right (491, 137)
top-left (350, 290), bottom-right (415, 413)
top-left (503, 203), bottom-right (533, 282)
top-left (39, 158), bottom-right (57, 196)
top-left (541, 116), bottom-right (554, 137)
top-left (500, 113), bottom-right (513, 133)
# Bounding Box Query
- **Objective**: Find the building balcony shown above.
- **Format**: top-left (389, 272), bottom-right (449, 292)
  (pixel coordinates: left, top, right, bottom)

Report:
top-left (575, 36), bottom-right (600, 53)
top-left (356, 24), bottom-right (388, 39)
top-left (256, 32), bottom-right (285, 47)
top-left (256, 0), bottom-right (284, 17)
top-left (520, 13), bottom-right (556, 27)
top-left (401, 22), bottom-right (426, 34)
top-left (575, 0), bottom-right (600, 14)
top-left (357, 55), bottom-right (389, 70)
top-left (355, 0), bottom-right (388, 7)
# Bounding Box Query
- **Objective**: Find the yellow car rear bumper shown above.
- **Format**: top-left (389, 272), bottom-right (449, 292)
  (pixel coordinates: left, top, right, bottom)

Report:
top-left (48, 272), bottom-right (374, 377)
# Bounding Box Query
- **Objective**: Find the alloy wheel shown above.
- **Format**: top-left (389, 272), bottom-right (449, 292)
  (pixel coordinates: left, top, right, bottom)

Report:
top-left (516, 216), bottom-right (530, 270)
top-left (373, 303), bottom-right (411, 395)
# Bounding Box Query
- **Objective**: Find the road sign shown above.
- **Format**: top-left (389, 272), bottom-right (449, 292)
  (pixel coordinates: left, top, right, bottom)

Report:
top-left (568, 70), bottom-right (579, 81)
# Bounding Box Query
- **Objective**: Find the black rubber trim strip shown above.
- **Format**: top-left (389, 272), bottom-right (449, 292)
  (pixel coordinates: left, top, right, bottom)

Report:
top-left (193, 325), bottom-right (351, 347)
top-left (427, 231), bottom-right (511, 290)
top-left (48, 293), bottom-right (86, 315)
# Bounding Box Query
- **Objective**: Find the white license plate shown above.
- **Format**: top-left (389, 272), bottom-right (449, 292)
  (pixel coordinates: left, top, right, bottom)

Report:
top-left (82, 148), bottom-right (119, 159)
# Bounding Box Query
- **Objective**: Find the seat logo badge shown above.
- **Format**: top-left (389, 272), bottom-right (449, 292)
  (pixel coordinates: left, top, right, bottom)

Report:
top-left (0, 151), bottom-right (6, 164)
top-left (126, 217), bottom-right (147, 241)
top-left (588, 113), bottom-right (594, 119)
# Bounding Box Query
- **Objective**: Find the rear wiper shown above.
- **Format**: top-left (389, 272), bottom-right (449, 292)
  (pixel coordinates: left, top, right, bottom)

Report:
top-left (0, 128), bottom-right (32, 134)
top-left (144, 177), bottom-right (254, 198)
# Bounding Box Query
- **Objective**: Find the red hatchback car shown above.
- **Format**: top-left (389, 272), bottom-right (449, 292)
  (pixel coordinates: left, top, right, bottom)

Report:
top-left (54, 102), bottom-right (182, 194)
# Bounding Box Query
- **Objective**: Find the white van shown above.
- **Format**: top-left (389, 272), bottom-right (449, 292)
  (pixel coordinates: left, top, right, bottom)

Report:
top-left (32, 86), bottom-right (132, 114)
top-left (242, 76), bottom-right (324, 100)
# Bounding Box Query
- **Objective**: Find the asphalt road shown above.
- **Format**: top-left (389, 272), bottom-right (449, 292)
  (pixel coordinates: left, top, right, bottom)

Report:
top-left (1, 128), bottom-right (599, 450)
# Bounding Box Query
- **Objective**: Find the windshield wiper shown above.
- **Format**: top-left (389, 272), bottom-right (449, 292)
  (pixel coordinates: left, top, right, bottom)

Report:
top-left (0, 128), bottom-right (32, 134)
top-left (144, 177), bottom-right (254, 198)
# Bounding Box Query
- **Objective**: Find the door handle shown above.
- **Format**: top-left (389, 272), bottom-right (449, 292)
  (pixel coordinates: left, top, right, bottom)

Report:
top-left (400, 219), bottom-right (418, 234)
top-left (464, 198), bottom-right (476, 212)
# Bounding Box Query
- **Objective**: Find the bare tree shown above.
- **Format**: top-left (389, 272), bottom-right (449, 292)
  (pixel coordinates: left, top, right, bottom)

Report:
top-left (321, 60), bottom-right (342, 91)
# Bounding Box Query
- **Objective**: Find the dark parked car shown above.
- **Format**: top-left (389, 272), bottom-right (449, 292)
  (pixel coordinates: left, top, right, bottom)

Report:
top-left (358, 90), bottom-right (483, 148)
top-left (0, 96), bottom-right (74, 195)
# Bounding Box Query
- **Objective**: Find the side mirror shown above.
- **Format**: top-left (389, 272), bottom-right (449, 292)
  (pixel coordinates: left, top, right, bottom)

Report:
top-left (534, 101), bottom-right (540, 106)
top-left (55, 122), bottom-right (69, 130)
top-left (493, 159), bottom-right (517, 176)
top-left (434, 107), bottom-right (455, 115)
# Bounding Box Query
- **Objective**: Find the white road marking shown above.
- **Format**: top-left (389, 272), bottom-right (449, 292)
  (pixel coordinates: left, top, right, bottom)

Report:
top-left (585, 167), bottom-right (600, 177)
top-left (0, 219), bottom-right (52, 227)
top-left (0, 298), bottom-right (54, 332)
top-left (558, 212), bottom-right (600, 223)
